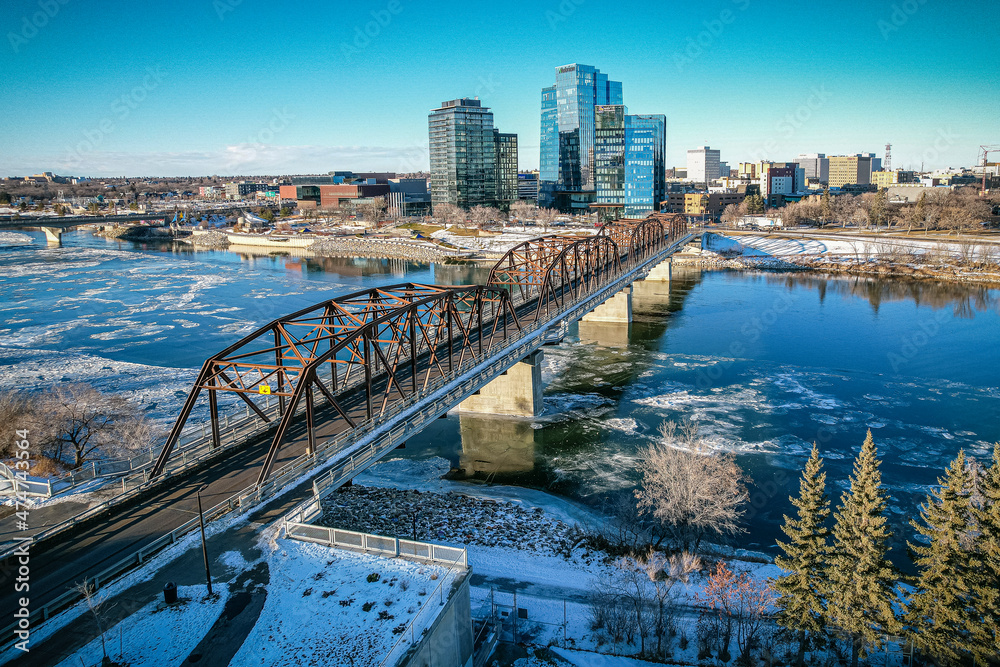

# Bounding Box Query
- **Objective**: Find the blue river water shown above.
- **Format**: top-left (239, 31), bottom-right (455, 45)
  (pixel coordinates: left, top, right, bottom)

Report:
top-left (1, 230), bottom-right (998, 564)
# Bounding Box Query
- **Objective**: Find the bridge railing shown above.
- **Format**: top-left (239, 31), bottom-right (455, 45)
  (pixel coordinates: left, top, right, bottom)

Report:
top-left (0, 232), bottom-right (693, 649)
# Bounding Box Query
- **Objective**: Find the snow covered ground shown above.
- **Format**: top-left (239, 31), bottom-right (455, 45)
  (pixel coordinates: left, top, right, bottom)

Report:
top-left (431, 228), bottom-right (539, 254)
top-left (229, 539), bottom-right (459, 667)
top-left (706, 230), bottom-right (1000, 260)
top-left (319, 485), bottom-right (587, 555)
top-left (54, 584), bottom-right (228, 667)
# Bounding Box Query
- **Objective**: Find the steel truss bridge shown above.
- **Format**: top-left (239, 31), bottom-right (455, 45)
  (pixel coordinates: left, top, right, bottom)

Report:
top-left (0, 213), bottom-right (690, 647)
top-left (151, 213), bottom-right (690, 486)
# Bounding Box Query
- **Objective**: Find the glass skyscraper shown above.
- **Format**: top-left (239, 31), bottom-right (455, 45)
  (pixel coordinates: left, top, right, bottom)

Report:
top-left (623, 114), bottom-right (666, 218)
top-left (594, 105), bottom-right (666, 219)
top-left (428, 98), bottom-right (498, 210)
top-left (539, 64), bottom-right (623, 212)
top-left (493, 130), bottom-right (518, 209)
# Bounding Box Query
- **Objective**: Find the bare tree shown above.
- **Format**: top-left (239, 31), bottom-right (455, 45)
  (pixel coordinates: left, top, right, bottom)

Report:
top-left (635, 421), bottom-right (749, 551)
top-left (591, 493), bottom-right (647, 555)
top-left (510, 200), bottom-right (535, 229)
top-left (721, 204), bottom-right (742, 227)
top-left (75, 580), bottom-right (115, 666)
top-left (433, 203), bottom-right (464, 226)
top-left (645, 550), bottom-right (702, 657)
top-left (700, 561), bottom-right (776, 664)
top-left (36, 384), bottom-right (143, 468)
top-left (468, 205), bottom-right (495, 230)
top-left (356, 196), bottom-right (387, 228)
top-left (536, 207), bottom-right (559, 233)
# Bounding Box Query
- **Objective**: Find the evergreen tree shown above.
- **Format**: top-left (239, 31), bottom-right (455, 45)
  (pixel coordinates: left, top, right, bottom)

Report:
top-left (820, 189), bottom-right (832, 226)
top-left (905, 451), bottom-right (976, 666)
top-left (774, 443), bottom-right (832, 666)
top-left (970, 443), bottom-right (1000, 665)
top-left (828, 430), bottom-right (899, 667)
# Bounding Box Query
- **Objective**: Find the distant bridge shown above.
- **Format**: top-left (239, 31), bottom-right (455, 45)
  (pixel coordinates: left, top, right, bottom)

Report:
top-left (0, 204), bottom-right (278, 243)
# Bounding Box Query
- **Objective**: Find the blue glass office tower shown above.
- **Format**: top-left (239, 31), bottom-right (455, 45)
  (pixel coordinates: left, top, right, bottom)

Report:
top-left (539, 64), bottom-right (623, 212)
top-left (623, 114), bottom-right (666, 218)
top-left (594, 105), bottom-right (666, 219)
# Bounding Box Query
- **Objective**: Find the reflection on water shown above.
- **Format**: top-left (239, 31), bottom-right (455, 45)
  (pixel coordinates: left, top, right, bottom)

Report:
top-left (402, 267), bottom-right (1000, 569)
top-left (457, 414), bottom-right (537, 478)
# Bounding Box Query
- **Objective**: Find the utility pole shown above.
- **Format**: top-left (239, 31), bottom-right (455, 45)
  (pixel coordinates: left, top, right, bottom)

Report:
top-left (197, 487), bottom-right (213, 596)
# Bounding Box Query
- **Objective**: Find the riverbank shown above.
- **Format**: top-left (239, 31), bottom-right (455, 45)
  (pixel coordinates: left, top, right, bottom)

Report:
top-left (180, 229), bottom-right (464, 261)
top-left (695, 231), bottom-right (1000, 285)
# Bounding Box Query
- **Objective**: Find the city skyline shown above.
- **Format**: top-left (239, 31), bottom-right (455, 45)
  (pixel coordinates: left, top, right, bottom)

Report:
top-left (1, 0), bottom-right (997, 176)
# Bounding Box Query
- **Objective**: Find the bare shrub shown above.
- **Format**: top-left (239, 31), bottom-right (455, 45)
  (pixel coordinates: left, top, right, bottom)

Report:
top-left (636, 421), bottom-right (749, 552)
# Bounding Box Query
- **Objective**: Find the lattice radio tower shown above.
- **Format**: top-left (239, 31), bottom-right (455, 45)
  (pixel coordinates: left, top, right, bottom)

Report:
top-left (884, 143), bottom-right (892, 172)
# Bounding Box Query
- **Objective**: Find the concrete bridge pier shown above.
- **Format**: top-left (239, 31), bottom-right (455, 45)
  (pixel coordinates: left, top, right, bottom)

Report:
top-left (644, 257), bottom-right (672, 282)
top-left (581, 286), bottom-right (632, 324)
top-left (41, 227), bottom-right (62, 245)
top-left (458, 349), bottom-right (544, 417)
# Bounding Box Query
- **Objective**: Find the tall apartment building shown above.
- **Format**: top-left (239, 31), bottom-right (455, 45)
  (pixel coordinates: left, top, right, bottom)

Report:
top-left (427, 98), bottom-right (518, 211)
top-left (539, 63), bottom-right (623, 212)
top-left (494, 130), bottom-right (518, 209)
top-left (759, 163), bottom-right (806, 201)
top-left (828, 154), bottom-right (877, 188)
top-left (687, 146), bottom-right (721, 185)
top-left (793, 153), bottom-right (830, 183)
top-left (593, 106), bottom-right (666, 219)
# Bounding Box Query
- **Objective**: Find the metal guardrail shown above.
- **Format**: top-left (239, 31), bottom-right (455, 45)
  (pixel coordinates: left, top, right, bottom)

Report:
top-left (284, 523), bottom-right (468, 569)
top-left (0, 236), bottom-right (690, 649)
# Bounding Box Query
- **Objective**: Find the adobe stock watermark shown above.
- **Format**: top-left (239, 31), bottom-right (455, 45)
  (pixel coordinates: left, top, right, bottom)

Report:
top-left (748, 85), bottom-right (833, 161)
top-left (673, 0), bottom-right (752, 73)
top-left (696, 289), bottom-right (797, 389)
top-left (877, 0), bottom-right (929, 40)
top-left (340, 0), bottom-right (403, 60)
top-left (887, 308), bottom-right (949, 373)
top-left (214, 0), bottom-right (242, 20)
top-left (474, 74), bottom-right (501, 99)
top-left (546, 0), bottom-right (585, 31)
top-left (11, 428), bottom-right (32, 653)
top-left (224, 107), bottom-right (295, 173)
top-left (59, 66), bottom-right (167, 171)
top-left (7, 0), bottom-right (70, 54)
top-left (919, 127), bottom-right (959, 168)
top-left (398, 145), bottom-right (429, 173)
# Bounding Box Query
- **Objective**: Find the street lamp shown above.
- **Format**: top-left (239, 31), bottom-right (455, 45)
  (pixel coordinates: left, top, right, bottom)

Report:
top-left (196, 486), bottom-right (213, 596)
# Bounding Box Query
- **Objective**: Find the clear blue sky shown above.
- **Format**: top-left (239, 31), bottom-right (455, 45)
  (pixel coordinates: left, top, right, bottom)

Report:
top-left (1, 0), bottom-right (996, 177)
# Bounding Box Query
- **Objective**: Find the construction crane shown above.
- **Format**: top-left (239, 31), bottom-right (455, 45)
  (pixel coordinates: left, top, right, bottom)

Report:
top-left (980, 145), bottom-right (1000, 194)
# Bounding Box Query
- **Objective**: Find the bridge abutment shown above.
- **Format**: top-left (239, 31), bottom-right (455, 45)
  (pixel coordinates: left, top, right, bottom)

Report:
top-left (581, 286), bottom-right (632, 324)
top-left (41, 227), bottom-right (62, 245)
top-left (458, 350), bottom-right (544, 418)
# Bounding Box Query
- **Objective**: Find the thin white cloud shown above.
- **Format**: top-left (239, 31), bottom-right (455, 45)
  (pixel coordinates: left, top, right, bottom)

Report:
top-left (1, 144), bottom-right (431, 178)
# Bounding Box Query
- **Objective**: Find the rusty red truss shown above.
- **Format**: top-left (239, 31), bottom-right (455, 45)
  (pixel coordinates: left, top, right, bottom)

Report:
top-left (152, 213), bottom-right (689, 486)
top-left (151, 283), bottom-right (519, 484)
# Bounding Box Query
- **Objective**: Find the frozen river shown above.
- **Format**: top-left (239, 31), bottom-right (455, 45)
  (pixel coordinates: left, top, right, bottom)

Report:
top-left (2, 229), bottom-right (998, 563)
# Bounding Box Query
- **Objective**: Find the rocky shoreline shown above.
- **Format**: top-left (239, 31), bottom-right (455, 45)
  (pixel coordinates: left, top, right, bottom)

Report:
top-left (318, 485), bottom-right (587, 557)
top-left (674, 253), bottom-right (1000, 285)
top-left (308, 236), bottom-right (453, 262)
